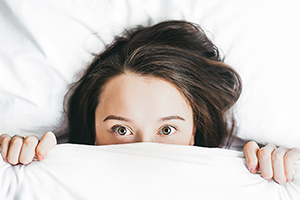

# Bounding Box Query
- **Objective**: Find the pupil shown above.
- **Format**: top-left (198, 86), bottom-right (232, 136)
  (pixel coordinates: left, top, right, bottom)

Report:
top-left (163, 127), bottom-right (170, 134)
top-left (119, 128), bottom-right (126, 135)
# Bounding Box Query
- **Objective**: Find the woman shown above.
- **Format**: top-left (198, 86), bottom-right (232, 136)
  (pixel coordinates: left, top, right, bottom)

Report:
top-left (1, 20), bottom-right (299, 185)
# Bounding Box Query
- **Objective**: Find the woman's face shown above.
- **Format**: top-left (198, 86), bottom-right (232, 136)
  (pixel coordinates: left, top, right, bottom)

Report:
top-left (94, 72), bottom-right (195, 145)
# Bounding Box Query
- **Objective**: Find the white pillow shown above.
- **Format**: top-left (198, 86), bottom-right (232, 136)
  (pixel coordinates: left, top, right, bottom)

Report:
top-left (211, 1), bottom-right (300, 148)
top-left (0, 0), bottom-right (299, 148)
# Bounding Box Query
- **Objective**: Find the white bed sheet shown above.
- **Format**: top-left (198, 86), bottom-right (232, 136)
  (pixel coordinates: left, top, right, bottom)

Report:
top-left (0, 143), bottom-right (299, 200)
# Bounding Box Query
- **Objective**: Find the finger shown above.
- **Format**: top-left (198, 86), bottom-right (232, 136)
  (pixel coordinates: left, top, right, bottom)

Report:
top-left (243, 141), bottom-right (260, 173)
top-left (7, 136), bottom-right (24, 165)
top-left (35, 131), bottom-right (57, 161)
top-left (19, 135), bottom-right (39, 165)
top-left (284, 148), bottom-right (300, 182)
top-left (0, 134), bottom-right (12, 162)
top-left (272, 147), bottom-right (288, 185)
top-left (258, 144), bottom-right (276, 180)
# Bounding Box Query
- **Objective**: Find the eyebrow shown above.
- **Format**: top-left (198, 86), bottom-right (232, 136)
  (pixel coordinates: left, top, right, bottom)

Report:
top-left (103, 115), bottom-right (131, 122)
top-left (158, 115), bottom-right (185, 122)
top-left (103, 115), bottom-right (185, 122)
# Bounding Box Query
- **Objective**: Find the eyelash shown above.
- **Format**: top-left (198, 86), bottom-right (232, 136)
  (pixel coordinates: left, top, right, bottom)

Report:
top-left (110, 125), bottom-right (133, 136)
top-left (110, 125), bottom-right (178, 136)
top-left (158, 125), bottom-right (177, 136)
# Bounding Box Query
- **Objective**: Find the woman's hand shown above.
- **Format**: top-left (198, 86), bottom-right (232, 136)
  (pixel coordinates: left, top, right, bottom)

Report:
top-left (0, 131), bottom-right (57, 165)
top-left (244, 141), bottom-right (300, 184)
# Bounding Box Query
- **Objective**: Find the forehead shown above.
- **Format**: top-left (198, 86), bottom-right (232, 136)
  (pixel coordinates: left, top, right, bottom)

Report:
top-left (97, 72), bottom-right (192, 120)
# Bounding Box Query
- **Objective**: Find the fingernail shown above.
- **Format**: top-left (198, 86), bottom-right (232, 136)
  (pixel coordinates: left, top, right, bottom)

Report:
top-left (287, 177), bottom-right (293, 182)
top-left (249, 167), bottom-right (257, 173)
top-left (37, 155), bottom-right (44, 161)
top-left (279, 180), bottom-right (286, 185)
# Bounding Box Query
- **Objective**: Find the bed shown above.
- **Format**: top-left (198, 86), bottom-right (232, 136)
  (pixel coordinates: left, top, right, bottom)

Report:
top-left (1, 0), bottom-right (300, 199)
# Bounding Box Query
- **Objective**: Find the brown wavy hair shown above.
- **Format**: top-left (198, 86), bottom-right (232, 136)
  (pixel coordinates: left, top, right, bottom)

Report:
top-left (65, 20), bottom-right (242, 147)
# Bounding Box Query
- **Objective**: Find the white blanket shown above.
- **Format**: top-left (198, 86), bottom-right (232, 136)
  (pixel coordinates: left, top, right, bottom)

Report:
top-left (1, 143), bottom-right (299, 200)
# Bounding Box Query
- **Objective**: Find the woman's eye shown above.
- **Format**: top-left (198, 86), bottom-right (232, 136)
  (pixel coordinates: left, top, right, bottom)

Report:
top-left (112, 126), bottom-right (132, 136)
top-left (158, 125), bottom-right (177, 135)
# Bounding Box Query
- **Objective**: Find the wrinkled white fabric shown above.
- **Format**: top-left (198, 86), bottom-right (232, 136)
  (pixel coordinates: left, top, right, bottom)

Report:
top-left (0, 143), bottom-right (299, 200)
